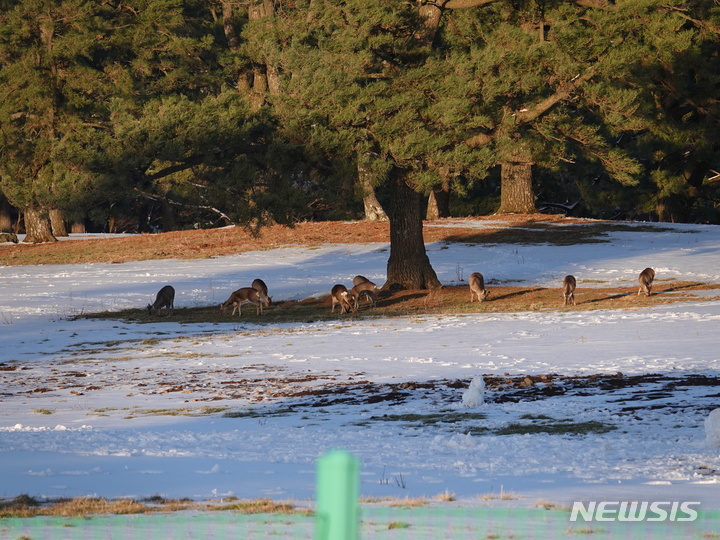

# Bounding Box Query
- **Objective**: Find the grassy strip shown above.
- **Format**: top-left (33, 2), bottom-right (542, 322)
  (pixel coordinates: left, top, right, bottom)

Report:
top-left (78, 281), bottom-right (720, 327)
top-left (0, 218), bottom-right (694, 267)
top-left (0, 495), bottom-right (309, 518)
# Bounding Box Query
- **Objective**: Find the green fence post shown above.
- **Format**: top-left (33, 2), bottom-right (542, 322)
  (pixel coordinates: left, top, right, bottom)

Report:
top-left (315, 449), bottom-right (360, 540)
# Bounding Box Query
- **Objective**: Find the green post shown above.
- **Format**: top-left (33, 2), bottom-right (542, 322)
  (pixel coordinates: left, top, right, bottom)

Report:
top-left (315, 449), bottom-right (360, 540)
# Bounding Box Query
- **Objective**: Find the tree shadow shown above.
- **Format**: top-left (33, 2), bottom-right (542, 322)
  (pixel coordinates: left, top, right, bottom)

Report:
top-left (380, 292), bottom-right (428, 307)
top-left (584, 290), bottom-right (633, 304)
top-left (490, 287), bottom-right (544, 302)
top-left (655, 282), bottom-right (706, 294)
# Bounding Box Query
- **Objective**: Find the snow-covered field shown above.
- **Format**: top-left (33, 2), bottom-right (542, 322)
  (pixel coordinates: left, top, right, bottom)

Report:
top-left (1, 219), bottom-right (719, 516)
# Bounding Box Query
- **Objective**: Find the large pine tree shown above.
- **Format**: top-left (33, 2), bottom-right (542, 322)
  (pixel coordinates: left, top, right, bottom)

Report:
top-left (265, 0), bottom-right (718, 288)
top-left (0, 0), bottom-right (119, 242)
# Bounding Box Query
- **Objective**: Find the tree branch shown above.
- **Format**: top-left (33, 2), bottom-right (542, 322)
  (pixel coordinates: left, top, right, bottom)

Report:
top-left (515, 69), bottom-right (596, 124)
top-left (670, 8), bottom-right (720, 35)
top-left (571, 0), bottom-right (612, 8)
top-left (134, 188), bottom-right (233, 224)
top-left (147, 155), bottom-right (205, 181)
top-left (441, 0), bottom-right (611, 9)
top-left (466, 68), bottom-right (596, 149)
top-left (442, 0), bottom-right (497, 9)
top-left (146, 143), bottom-right (268, 181)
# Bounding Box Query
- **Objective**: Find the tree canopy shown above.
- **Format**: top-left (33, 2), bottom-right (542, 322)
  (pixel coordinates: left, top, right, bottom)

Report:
top-left (0, 0), bottom-right (718, 287)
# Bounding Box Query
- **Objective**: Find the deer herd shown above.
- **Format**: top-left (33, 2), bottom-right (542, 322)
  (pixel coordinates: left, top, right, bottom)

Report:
top-left (146, 268), bottom-right (656, 317)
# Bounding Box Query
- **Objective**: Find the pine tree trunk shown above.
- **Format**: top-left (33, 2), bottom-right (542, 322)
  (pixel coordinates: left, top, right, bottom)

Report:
top-left (386, 170), bottom-right (441, 290)
top-left (50, 208), bottom-right (68, 237)
top-left (267, 65), bottom-right (281, 95)
top-left (415, 4), bottom-right (442, 45)
top-left (71, 221), bottom-right (86, 234)
top-left (221, 2), bottom-right (253, 95)
top-left (0, 197), bottom-right (13, 232)
top-left (358, 153), bottom-right (388, 221)
top-left (23, 208), bottom-right (57, 243)
top-left (162, 202), bottom-right (176, 232)
top-left (426, 179), bottom-right (450, 220)
top-left (382, 2), bottom-right (444, 290)
top-left (247, 0), bottom-right (277, 110)
top-left (498, 161), bottom-right (536, 214)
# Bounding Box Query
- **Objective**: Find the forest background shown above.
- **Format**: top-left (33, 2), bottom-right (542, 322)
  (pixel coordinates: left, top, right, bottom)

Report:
top-left (1, 0), bottom-right (719, 288)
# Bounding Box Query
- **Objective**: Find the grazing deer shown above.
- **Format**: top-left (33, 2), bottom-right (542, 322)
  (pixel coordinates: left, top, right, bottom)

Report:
top-left (148, 285), bottom-right (175, 316)
top-left (562, 275), bottom-right (577, 306)
top-left (638, 267), bottom-right (655, 296)
top-left (355, 289), bottom-right (377, 310)
top-left (251, 278), bottom-right (272, 307)
top-left (352, 275), bottom-right (371, 286)
top-left (331, 284), bottom-right (356, 314)
top-left (468, 272), bottom-right (490, 302)
top-left (220, 287), bottom-right (267, 316)
top-left (350, 279), bottom-right (378, 310)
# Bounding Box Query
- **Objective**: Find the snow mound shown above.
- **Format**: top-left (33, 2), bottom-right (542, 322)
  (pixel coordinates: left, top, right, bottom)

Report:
top-left (705, 408), bottom-right (720, 447)
top-left (462, 376), bottom-right (485, 408)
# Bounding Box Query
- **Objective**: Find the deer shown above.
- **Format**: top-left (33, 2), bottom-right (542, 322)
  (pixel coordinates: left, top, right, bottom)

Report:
top-left (352, 275), bottom-right (371, 287)
top-left (350, 278), bottom-right (379, 310)
top-left (638, 267), bottom-right (655, 296)
top-left (251, 278), bottom-right (272, 307)
top-left (147, 285), bottom-right (175, 316)
top-left (220, 287), bottom-right (267, 316)
top-left (353, 289), bottom-right (377, 310)
top-left (562, 275), bottom-right (577, 306)
top-left (468, 272), bottom-right (490, 302)
top-left (331, 284), bottom-right (356, 314)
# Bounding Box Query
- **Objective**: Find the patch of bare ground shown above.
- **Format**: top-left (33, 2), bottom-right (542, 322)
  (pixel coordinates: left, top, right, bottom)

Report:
top-left (0, 494), bottom-right (308, 518)
top-left (83, 280), bottom-right (720, 326)
top-left (0, 215), bottom-right (692, 266)
top-left (48, 215), bottom-right (714, 322)
top-left (267, 372), bottom-right (720, 411)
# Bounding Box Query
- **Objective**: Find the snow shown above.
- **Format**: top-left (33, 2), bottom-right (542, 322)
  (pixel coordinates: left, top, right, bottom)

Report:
top-left (706, 409), bottom-right (720, 448)
top-left (1, 219), bottom-right (719, 513)
top-left (462, 376), bottom-right (485, 408)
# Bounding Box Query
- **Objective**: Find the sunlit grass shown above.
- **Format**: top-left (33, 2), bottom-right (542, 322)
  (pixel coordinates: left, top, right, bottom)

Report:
top-left (0, 495), bottom-right (309, 518)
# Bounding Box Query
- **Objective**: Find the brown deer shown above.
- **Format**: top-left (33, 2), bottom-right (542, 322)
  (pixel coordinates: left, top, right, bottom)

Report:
top-left (562, 275), bottom-right (577, 306)
top-left (251, 278), bottom-right (272, 307)
top-left (331, 284), bottom-right (356, 314)
top-left (220, 287), bottom-right (267, 316)
top-left (350, 278), bottom-right (378, 310)
top-left (148, 285), bottom-right (175, 316)
top-left (354, 289), bottom-right (377, 310)
top-left (468, 272), bottom-right (490, 302)
top-left (638, 267), bottom-right (655, 296)
top-left (352, 275), bottom-right (371, 287)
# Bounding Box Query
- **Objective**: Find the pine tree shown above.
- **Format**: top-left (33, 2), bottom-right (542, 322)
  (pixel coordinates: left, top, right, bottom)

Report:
top-left (448, 1), bottom-right (720, 217)
top-left (619, 2), bottom-right (720, 222)
top-left (257, 1), bottom-right (451, 288)
top-left (0, 0), bottom-right (119, 242)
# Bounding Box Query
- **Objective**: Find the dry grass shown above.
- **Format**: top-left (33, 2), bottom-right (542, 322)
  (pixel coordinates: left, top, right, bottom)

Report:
top-left (0, 494), bottom-right (308, 518)
top-left (0, 495), bottom-right (185, 518)
top-left (435, 489), bottom-right (457, 502)
top-left (2, 216), bottom-right (710, 322)
top-left (0, 215), bottom-right (691, 266)
top-left (388, 496), bottom-right (430, 508)
top-left (534, 499), bottom-right (570, 511)
top-left (79, 279), bottom-right (720, 326)
top-left (479, 488), bottom-right (522, 501)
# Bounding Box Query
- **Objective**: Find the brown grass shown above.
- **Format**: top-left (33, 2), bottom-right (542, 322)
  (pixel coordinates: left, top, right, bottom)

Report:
top-left (2, 215), bottom-right (713, 320)
top-left (0, 495), bottom-right (308, 518)
top-left (81, 280), bottom-right (720, 326)
top-left (0, 214), bottom-right (688, 266)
